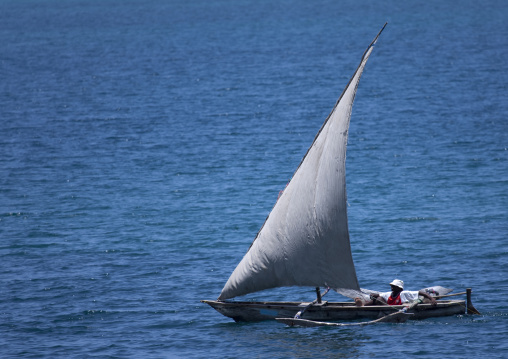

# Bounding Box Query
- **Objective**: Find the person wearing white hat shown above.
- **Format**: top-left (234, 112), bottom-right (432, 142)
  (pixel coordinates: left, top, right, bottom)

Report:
top-left (356, 279), bottom-right (437, 306)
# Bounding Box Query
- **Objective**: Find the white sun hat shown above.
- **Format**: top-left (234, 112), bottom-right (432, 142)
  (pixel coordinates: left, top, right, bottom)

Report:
top-left (389, 279), bottom-right (404, 289)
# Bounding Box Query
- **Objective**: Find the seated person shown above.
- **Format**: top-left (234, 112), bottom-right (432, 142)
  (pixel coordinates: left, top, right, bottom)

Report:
top-left (355, 279), bottom-right (437, 306)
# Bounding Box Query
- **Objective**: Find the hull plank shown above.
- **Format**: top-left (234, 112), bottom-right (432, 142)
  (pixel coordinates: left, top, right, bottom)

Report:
top-left (201, 300), bottom-right (466, 322)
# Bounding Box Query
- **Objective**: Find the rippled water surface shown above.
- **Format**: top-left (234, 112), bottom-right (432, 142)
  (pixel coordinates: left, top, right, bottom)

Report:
top-left (1, 0), bottom-right (507, 358)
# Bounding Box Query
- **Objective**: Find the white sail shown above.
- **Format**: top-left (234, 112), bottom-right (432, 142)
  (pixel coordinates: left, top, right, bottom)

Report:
top-left (219, 26), bottom-right (386, 300)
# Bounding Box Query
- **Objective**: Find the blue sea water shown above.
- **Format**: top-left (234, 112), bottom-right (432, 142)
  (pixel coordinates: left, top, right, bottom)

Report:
top-left (1, 0), bottom-right (507, 357)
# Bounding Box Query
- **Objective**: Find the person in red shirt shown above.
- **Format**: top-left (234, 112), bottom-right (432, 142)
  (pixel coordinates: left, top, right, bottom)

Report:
top-left (355, 279), bottom-right (437, 306)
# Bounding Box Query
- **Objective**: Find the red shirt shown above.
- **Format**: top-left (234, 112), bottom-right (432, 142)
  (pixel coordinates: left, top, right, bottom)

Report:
top-left (387, 294), bottom-right (402, 305)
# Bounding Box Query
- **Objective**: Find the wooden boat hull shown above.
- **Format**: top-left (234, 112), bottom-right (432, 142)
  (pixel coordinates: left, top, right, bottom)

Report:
top-left (201, 299), bottom-right (466, 322)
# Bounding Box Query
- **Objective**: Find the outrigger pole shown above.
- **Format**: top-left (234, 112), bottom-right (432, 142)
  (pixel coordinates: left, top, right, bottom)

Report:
top-left (295, 287), bottom-right (331, 319)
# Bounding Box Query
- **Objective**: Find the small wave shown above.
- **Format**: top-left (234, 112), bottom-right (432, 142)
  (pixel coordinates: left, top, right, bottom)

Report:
top-left (384, 217), bottom-right (439, 223)
top-left (1, 212), bottom-right (32, 217)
